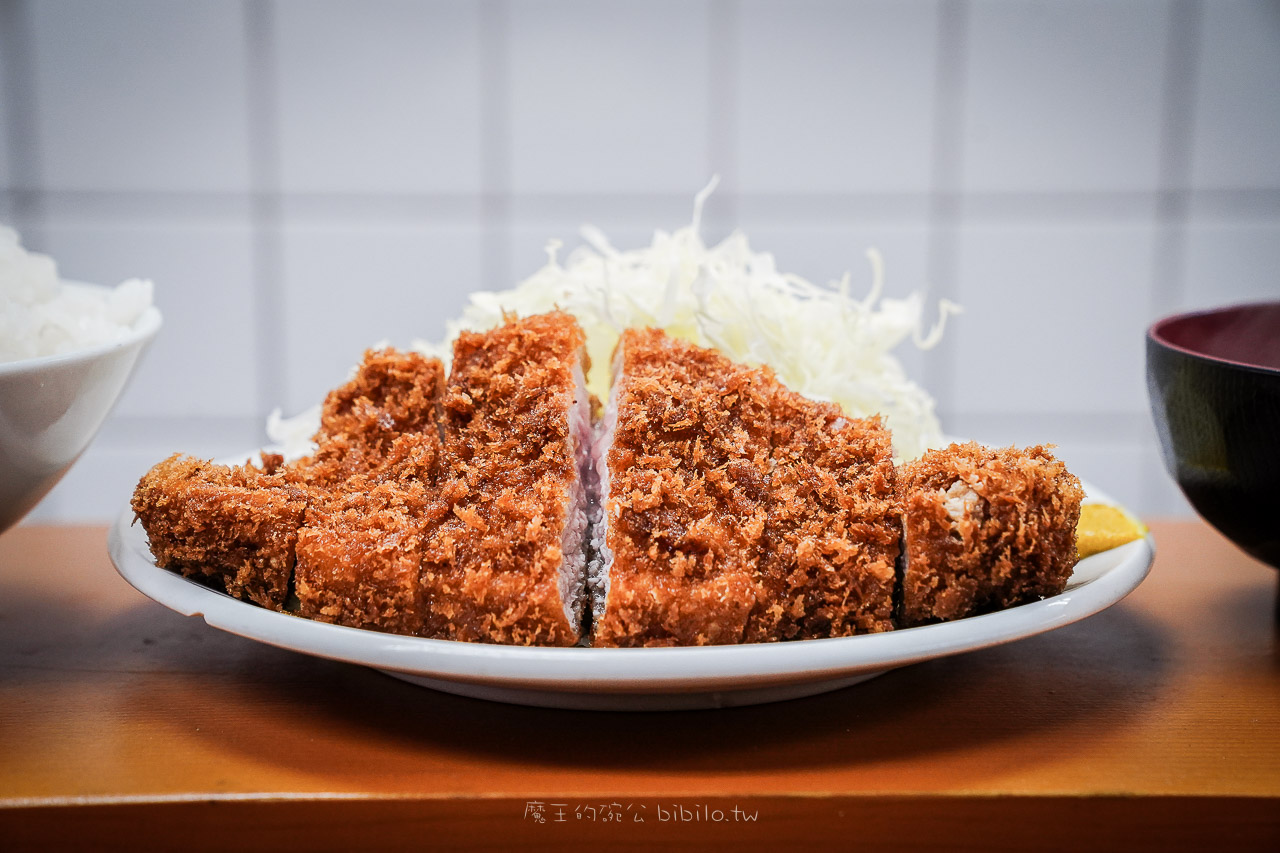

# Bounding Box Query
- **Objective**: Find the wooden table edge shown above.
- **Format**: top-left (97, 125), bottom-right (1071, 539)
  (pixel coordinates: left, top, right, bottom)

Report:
top-left (2, 792), bottom-right (1277, 852)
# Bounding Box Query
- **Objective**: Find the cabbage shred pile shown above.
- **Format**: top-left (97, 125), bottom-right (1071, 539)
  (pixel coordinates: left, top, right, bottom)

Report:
top-left (414, 181), bottom-right (959, 461)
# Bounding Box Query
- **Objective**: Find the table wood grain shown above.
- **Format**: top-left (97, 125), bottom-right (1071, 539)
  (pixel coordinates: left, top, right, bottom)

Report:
top-left (1, 519), bottom-right (1277, 851)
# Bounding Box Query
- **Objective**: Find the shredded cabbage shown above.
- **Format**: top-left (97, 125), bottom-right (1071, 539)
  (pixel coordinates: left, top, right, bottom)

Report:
top-left (412, 178), bottom-right (959, 461)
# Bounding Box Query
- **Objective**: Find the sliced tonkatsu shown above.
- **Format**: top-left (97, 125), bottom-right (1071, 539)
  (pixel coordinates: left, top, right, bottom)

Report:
top-left (290, 348), bottom-right (446, 488)
top-left (133, 315), bottom-right (1087, 647)
top-left (589, 328), bottom-right (774, 647)
top-left (131, 452), bottom-right (309, 611)
top-left (133, 348), bottom-right (448, 623)
top-left (589, 328), bottom-right (901, 647)
top-left (419, 311), bottom-right (594, 646)
top-left (896, 441), bottom-right (1083, 627)
top-left (751, 389), bottom-right (899, 642)
top-left (291, 349), bottom-right (449, 632)
top-left (293, 477), bottom-right (443, 634)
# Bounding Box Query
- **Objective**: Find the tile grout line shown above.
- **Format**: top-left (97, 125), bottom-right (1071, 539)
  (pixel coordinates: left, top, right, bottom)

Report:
top-left (93, 414), bottom-right (267, 449)
top-left (1145, 0), bottom-right (1204, 516)
top-left (244, 0), bottom-right (286, 420)
top-left (1151, 0), bottom-right (1203, 317)
top-left (2, 0), bottom-right (56, 516)
top-left (8, 187), bottom-right (1277, 222)
top-left (924, 0), bottom-right (970, 426)
top-left (0, 0), bottom-right (46, 244)
top-left (479, 0), bottom-right (511, 292)
top-left (706, 0), bottom-right (739, 226)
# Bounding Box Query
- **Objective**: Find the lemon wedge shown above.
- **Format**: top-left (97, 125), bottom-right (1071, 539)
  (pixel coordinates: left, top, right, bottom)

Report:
top-left (1076, 503), bottom-right (1148, 559)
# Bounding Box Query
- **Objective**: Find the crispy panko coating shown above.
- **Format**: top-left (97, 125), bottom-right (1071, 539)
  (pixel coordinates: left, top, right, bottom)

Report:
top-left (133, 349), bottom-right (448, 626)
top-left (292, 349), bottom-right (446, 487)
top-left (592, 328), bottom-right (771, 647)
top-left (593, 328), bottom-right (899, 647)
top-left (897, 441), bottom-right (1083, 627)
top-left (294, 476), bottom-right (446, 634)
top-left (751, 392), bottom-right (899, 641)
top-left (420, 311), bottom-right (589, 646)
top-left (287, 351), bottom-right (448, 632)
top-left (135, 316), bottom-right (1087, 647)
top-left (131, 453), bottom-right (309, 610)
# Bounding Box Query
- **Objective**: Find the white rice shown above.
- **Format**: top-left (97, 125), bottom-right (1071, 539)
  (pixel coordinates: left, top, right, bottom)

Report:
top-left (0, 225), bottom-right (154, 363)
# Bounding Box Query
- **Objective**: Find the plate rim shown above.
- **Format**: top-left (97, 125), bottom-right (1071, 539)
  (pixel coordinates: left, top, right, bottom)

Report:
top-left (107, 475), bottom-right (1154, 697)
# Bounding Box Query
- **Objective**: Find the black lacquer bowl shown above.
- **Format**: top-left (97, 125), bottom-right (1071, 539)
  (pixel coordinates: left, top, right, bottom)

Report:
top-left (1147, 301), bottom-right (1280, 569)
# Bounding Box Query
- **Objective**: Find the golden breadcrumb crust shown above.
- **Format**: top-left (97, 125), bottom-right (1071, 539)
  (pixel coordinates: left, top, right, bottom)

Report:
top-left (294, 477), bottom-right (445, 635)
top-left (593, 328), bottom-right (900, 647)
top-left (753, 389), bottom-right (899, 641)
top-left (134, 318), bottom-right (1085, 648)
top-left (130, 453), bottom-right (308, 610)
top-left (897, 442), bottom-right (1083, 627)
top-left (134, 321), bottom-right (589, 646)
top-left (291, 349), bottom-right (446, 487)
top-left (592, 328), bottom-right (773, 646)
top-left (290, 350), bottom-right (448, 633)
top-left (133, 350), bottom-right (447, 625)
top-left (419, 311), bottom-right (587, 646)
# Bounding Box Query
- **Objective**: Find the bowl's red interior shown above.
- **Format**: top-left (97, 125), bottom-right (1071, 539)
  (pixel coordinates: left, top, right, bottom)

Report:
top-left (1151, 302), bottom-right (1280, 372)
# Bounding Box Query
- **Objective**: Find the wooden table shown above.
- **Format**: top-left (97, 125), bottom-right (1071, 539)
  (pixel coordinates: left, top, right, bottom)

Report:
top-left (1, 520), bottom-right (1277, 851)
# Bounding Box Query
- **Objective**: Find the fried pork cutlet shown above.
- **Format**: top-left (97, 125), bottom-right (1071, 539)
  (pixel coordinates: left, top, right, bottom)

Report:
top-left (293, 475), bottom-right (444, 635)
top-left (135, 314), bottom-right (1087, 647)
top-left (590, 328), bottom-right (900, 647)
top-left (419, 311), bottom-right (593, 646)
top-left (750, 391), bottom-right (899, 642)
top-left (590, 328), bottom-right (773, 647)
top-left (290, 350), bottom-right (448, 632)
top-left (897, 442), bottom-right (1083, 627)
top-left (131, 452), bottom-right (308, 611)
top-left (133, 348), bottom-right (448, 626)
top-left (292, 348), bottom-right (446, 487)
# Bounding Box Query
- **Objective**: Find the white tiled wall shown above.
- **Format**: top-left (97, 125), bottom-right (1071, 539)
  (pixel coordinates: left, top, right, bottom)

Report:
top-left (39, 212), bottom-right (261, 418)
top-left (273, 0), bottom-right (484, 194)
top-left (950, 220), bottom-right (1157, 416)
top-left (506, 0), bottom-right (713, 194)
top-left (278, 215), bottom-right (483, 411)
top-left (5, 0), bottom-right (1279, 524)
top-left (0, 28), bottom-right (11, 190)
top-left (960, 0), bottom-right (1170, 193)
top-left (28, 0), bottom-right (253, 193)
top-left (735, 0), bottom-right (940, 193)
top-left (1191, 0), bottom-right (1280, 189)
top-left (1182, 217), bottom-right (1280, 310)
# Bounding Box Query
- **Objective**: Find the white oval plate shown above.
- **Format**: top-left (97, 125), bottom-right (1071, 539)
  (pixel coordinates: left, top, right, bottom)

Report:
top-left (108, 479), bottom-right (1153, 711)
